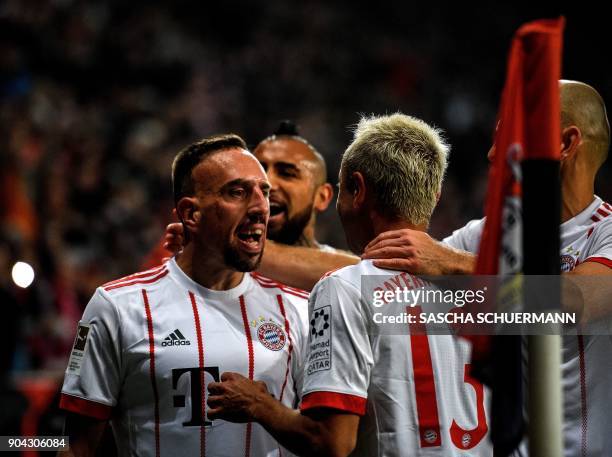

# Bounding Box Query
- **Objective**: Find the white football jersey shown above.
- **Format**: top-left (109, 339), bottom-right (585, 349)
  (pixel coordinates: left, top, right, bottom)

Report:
top-left (443, 196), bottom-right (612, 457)
top-left (300, 260), bottom-right (492, 456)
top-left (60, 258), bottom-right (309, 457)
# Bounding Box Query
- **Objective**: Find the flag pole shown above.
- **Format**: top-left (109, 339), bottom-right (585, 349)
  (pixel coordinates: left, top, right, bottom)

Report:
top-left (528, 334), bottom-right (562, 456)
top-left (510, 19), bottom-right (564, 456)
top-left (523, 147), bottom-right (563, 456)
top-left (475, 18), bottom-right (565, 456)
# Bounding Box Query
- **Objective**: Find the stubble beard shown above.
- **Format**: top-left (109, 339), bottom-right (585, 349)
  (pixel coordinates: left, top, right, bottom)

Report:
top-left (224, 245), bottom-right (264, 272)
top-left (267, 202), bottom-right (314, 246)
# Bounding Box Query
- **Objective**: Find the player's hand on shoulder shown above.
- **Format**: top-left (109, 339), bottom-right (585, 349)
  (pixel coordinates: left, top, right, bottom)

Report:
top-left (207, 372), bottom-right (271, 423)
top-left (362, 228), bottom-right (475, 275)
top-left (362, 229), bottom-right (439, 274)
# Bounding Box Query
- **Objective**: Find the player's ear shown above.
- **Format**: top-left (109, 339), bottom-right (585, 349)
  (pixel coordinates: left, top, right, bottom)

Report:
top-left (176, 196), bottom-right (201, 234)
top-left (351, 172), bottom-right (367, 210)
top-left (560, 125), bottom-right (581, 161)
top-left (314, 183), bottom-right (334, 212)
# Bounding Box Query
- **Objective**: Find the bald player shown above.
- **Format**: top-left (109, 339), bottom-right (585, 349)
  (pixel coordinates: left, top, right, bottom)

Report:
top-left (362, 80), bottom-right (612, 456)
top-left (256, 121), bottom-right (335, 249)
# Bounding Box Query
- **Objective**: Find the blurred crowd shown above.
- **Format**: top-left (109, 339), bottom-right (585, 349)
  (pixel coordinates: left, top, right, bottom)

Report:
top-left (1, 0), bottom-right (611, 375)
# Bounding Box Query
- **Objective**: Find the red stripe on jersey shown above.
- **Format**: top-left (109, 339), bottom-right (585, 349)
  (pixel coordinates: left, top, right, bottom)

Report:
top-left (250, 272), bottom-right (300, 289)
top-left (103, 264), bottom-right (166, 287)
top-left (254, 283), bottom-right (309, 300)
top-left (276, 295), bottom-right (293, 402)
top-left (300, 391), bottom-right (367, 415)
top-left (104, 269), bottom-right (168, 291)
top-left (240, 296), bottom-right (254, 457)
top-left (591, 215), bottom-right (601, 223)
top-left (408, 306), bottom-right (442, 448)
top-left (250, 273), bottom-right (309, 299)
top-left (250, 272), bottom-right (275, 283)
top-left (583, 256), bottom-right (612, 269)
top-left (59, 393), bottom-right (112, 420)
top-left (321, 267), bottom-right (342, 279)
top-left (604, 202), bottom-right (612, 212)
top-left (142, 290), bottom-right (161, 457)
top-left (596, 208), bottom-right (610, 218)
top-left (189, 292), bottom-right (206, 457)
top-left (251, 281), bottom-right (309, 299)
top-left (578, 336), bottom-right (588, 457)
top-left (587, 227), bottom-right (595, 239)
top-left (281, 288), bottom-right (309, 299)
top-left (253, 275), bottom-right (305, 296)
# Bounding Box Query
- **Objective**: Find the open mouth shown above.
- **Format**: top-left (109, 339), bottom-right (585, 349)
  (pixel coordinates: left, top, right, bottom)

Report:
top-left (236, 227), bottom-right (264, 252)
top-left (269, 201), bottom-right (287, 218)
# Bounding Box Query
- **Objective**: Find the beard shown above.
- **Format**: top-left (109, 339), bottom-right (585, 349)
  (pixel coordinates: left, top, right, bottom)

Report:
top-left (223, 245), bottom-right (264, 272)
top-left (267, 203), bottom-right (314, 245)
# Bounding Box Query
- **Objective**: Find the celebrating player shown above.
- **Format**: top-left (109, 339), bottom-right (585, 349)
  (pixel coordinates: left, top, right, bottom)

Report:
top-left (362, 80), bottom-right (612, 456)
top-left (59, 134), bottom-right (309, 456)
top-left (255, 121), bottom-right (335, 249)
top-left (206, 114), bottom-right (492, 456)
top-left (163, 122), bottom-right (357, 289)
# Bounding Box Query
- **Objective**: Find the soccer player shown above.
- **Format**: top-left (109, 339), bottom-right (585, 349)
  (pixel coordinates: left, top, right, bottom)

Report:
top-left (164, 122), bottom-right (357, 289)
top-left (255, 121), bottom-right (335, 249)
top-left (205, 114), bottom-right (492, 456)
top-left (59, 134), bottom-right (309, 456)
top-left (362, 80), bottom-right (612, 456)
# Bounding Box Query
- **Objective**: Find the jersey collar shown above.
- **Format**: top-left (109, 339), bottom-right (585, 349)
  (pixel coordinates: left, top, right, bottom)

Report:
top-left (560, 195), bottom-right (603, 231)
top-left (167, 257), bottom-right (252, 300)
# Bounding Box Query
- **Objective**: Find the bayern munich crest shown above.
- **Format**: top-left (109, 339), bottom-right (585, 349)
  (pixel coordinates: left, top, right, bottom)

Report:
top-left (257, 322), bottom-right (287, 351)
top-left (423, 429), bottom-right (438, 444)
top-left (560, 254), bottom-right (576, 273)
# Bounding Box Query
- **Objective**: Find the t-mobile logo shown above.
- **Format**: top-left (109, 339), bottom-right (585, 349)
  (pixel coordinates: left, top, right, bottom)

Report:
top-left (172, 366), bottom-right (220, 426)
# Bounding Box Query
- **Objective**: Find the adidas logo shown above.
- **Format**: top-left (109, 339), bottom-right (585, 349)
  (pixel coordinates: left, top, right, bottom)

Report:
top-left (162, 329), bottom-right (191, 347)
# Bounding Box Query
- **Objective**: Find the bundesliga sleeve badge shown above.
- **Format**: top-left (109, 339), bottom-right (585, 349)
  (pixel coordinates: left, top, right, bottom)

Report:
top-left (67, 322), bottom-right (91, 375)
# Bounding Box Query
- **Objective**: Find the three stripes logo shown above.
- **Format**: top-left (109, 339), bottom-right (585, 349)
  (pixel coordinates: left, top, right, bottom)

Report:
top-left (162, 329), bottom-right (191, 347)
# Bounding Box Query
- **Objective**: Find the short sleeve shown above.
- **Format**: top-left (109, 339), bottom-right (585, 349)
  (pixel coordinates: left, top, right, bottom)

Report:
top-left (300, 276), bottom-right (372, 416)
top-left (584, 219), bottom-right (612, 269)
top-left (442, 218), bottom-right (485, 254)
top-left (60, 288), bottom-right (123, 420)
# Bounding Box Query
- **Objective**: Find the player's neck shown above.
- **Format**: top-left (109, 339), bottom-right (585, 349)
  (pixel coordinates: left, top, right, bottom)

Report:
top-left (371, 215), bottom-right (426, 237)
top-left (561, 170), bottom-right (595, 223)
top-left (294, 222), bottom-right (318, 248)
top-left (176, 244), bottom-right (244, 291)
top-left (355, 214), bottom-right (426, 254)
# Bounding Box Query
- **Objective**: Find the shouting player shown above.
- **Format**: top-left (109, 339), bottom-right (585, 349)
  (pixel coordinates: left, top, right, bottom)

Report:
top-left (255, 121), bottom-right (335, 249)
top-left (164, 122), bottom-right (356, 288)
top-left (60, 134), bottom-right (309, 456)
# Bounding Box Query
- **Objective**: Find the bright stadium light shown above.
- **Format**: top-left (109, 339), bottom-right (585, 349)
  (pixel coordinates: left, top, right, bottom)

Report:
top-left (12, 261), bottom-right (35, 288)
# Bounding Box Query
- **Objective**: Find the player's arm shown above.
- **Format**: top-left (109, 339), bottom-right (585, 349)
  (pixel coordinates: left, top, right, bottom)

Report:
top-left (565, 259), bottom-right (612, 323)
top-left (259, 240), bottom-right (359, 290)
top-left (362, 228), bottom-right (476, 275)
top-left (61, 413), bottom-right (107, 457)
top-left (59, 289), bottom-right (122, 456)
top-left (207, 372), bottom-right (358, 457)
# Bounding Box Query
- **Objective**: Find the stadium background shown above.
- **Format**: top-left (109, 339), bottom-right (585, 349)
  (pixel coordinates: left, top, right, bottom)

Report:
top-left (0, 0), bottom-right (610, 450)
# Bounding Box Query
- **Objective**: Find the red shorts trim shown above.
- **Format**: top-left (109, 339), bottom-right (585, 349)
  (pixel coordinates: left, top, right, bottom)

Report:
top-left (300, 391), bottom-right (366, 415)
top-left (583, 256), bottom-right (612, 269)
top-left (59, 393), bottom-right (112, 420)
